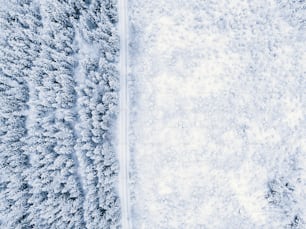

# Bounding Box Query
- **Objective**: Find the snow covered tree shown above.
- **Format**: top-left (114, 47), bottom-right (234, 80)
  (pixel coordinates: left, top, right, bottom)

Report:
top-left (265, 152), bottom-right (306, 228)
top-left (71, 0), bottom-right (121, 227)
top-left (0, 1), bottom-right (42, 227)
top-left (23, 1), bottom-right (86, 228)
top-left (1, 0), bottom-right (120, 228)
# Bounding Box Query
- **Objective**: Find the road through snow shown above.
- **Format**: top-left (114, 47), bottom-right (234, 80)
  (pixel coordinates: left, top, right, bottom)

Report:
top-left (118, 0), bottom-right (131, 228)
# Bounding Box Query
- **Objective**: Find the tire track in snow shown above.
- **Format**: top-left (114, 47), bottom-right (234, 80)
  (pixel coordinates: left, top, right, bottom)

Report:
top-left (118, 0), bottom-right (131, 228)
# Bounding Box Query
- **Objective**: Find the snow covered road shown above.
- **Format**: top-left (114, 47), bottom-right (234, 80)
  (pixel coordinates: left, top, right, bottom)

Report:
top-left (118, 0), bottom-right (131, 228)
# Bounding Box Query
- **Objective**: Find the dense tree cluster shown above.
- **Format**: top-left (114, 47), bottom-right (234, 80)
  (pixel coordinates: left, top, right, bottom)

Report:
top-left (72, 0), bottom-right (120, 228)
top-left (0, 0), bottom-right (120, 228)
top-left (0, 1), bottom-right (41, 227)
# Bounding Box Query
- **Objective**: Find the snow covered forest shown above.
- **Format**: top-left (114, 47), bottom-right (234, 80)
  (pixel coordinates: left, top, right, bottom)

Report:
top-left (0, 0), bottom-right (120, 228)
top-left (1, 0), bottom-right (306, 228)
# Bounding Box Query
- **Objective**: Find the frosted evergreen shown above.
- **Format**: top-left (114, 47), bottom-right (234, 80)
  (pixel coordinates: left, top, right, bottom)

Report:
top-left (0, 0), bottom-right (120, 228)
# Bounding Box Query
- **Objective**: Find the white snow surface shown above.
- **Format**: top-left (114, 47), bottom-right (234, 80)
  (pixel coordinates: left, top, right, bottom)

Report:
top-left (128, 0), bottom-right (306, 228)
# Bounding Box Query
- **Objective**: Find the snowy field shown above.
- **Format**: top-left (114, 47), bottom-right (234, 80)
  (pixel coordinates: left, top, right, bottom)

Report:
top-left (128, 0), bottom-right (306, 228)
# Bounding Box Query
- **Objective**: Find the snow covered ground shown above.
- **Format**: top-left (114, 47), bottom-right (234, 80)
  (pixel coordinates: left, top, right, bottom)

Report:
top-left (128, 0), bottom-right (306, 228)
